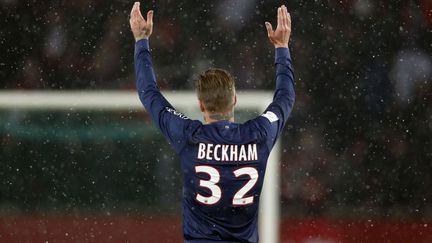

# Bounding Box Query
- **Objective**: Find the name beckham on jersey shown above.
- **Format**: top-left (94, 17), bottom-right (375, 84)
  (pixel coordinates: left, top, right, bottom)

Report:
top-left (197, 143), bottom-right (258, 162)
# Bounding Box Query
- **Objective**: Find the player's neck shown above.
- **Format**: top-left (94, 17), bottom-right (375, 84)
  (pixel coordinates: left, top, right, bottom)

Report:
top-left (204, 111), bottom-right (235, 124)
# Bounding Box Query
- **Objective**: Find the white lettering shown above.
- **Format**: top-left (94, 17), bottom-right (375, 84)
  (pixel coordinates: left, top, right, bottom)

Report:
top-left (206, 144), bottom-right (214, 160)
top-left (166, 107), bottom-right (188, 119)
top-left (198, 143), bottom-right (206, 159)
top-left (248, 144), bottom-right (257, 161)
top-left (197, 143), bottom-right (258, 162)
top-left (214, 144), bottom-right (221, 161)
top-left (239, 145), bottom-right (247, 161)
top-left (230, 145), bottom-right (238, 161)
top-left (222, 145), bottom-right (229, 161)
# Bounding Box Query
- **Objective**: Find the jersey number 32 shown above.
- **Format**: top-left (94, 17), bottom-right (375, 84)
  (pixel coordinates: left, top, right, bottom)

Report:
top-left (195, 165), bottom-right (258, 206)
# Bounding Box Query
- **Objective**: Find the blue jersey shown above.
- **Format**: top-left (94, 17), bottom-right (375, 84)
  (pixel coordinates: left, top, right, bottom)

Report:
top-left (134, 39), bottom-right (295, 243)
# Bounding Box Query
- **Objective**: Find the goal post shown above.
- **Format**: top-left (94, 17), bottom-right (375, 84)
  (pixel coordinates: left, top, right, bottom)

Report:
top-left (0, 90), bottom-right (280, 243)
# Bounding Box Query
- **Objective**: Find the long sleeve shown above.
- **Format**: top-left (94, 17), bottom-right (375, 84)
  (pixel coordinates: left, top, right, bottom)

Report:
top-left (253, 47), bottom-right (295, 149)
top-left (134, 39), bottom-right (192, 153)
top-left (134, 39), bottom-right (170, 114)
top-left (269, 47), bottom-right (296, 130)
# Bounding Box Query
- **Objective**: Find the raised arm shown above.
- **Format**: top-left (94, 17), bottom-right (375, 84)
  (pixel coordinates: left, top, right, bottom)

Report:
top-left (130, 2), bottom-right (169, 116)
top-left (129, 2), bottom-right (192, 153)
top-left (258, 5), bottom-right (295, 147)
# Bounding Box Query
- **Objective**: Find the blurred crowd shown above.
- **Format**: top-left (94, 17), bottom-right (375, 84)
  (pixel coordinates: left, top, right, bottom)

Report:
top-left (1, 0), bottom-right (431, 217)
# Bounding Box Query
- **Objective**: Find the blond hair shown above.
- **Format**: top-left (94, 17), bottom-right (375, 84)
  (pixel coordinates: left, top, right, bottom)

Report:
top-left (195, 68), bottom-right (236, 113)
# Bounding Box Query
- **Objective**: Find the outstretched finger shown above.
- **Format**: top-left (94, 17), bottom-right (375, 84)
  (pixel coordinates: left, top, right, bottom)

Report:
top-left (131, 2), bottom-right (143, 21)
top-left (286, 12), bottom-right (291, 29)
top-left (282, 5), bottom-right (288, 28)
top-left (265, 22), bottom-right (274, 37)
top-left (147, 10), bottom-right (154, 26)
top-left (276, 7), bottom-right (282, 30)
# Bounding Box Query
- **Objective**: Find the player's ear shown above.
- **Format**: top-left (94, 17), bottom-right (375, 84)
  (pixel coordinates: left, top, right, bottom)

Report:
top-left (233, 95), bottom-right (237, 107)
top-left (199, 100), bottom-right (205, 112)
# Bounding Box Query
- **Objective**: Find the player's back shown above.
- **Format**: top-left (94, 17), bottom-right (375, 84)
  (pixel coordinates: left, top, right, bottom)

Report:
top-left (133, 22), bottom-right (295, 242)
top-left (180, 118), bottom-right (274, 242)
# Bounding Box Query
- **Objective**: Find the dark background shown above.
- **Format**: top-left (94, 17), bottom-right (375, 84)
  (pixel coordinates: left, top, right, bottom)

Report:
top-left (0, 0), bottom-right (431, 240)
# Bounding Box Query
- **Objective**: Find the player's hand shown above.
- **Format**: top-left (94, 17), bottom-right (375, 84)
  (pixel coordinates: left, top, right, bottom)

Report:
top-left (129, 2), bottom-right (153, 42)
top-left (265, 5), bottom-right (291, 48)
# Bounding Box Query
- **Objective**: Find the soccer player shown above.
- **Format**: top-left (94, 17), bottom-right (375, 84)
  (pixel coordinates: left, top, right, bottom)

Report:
top-left (130, 2), bottom-right (294, 242)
